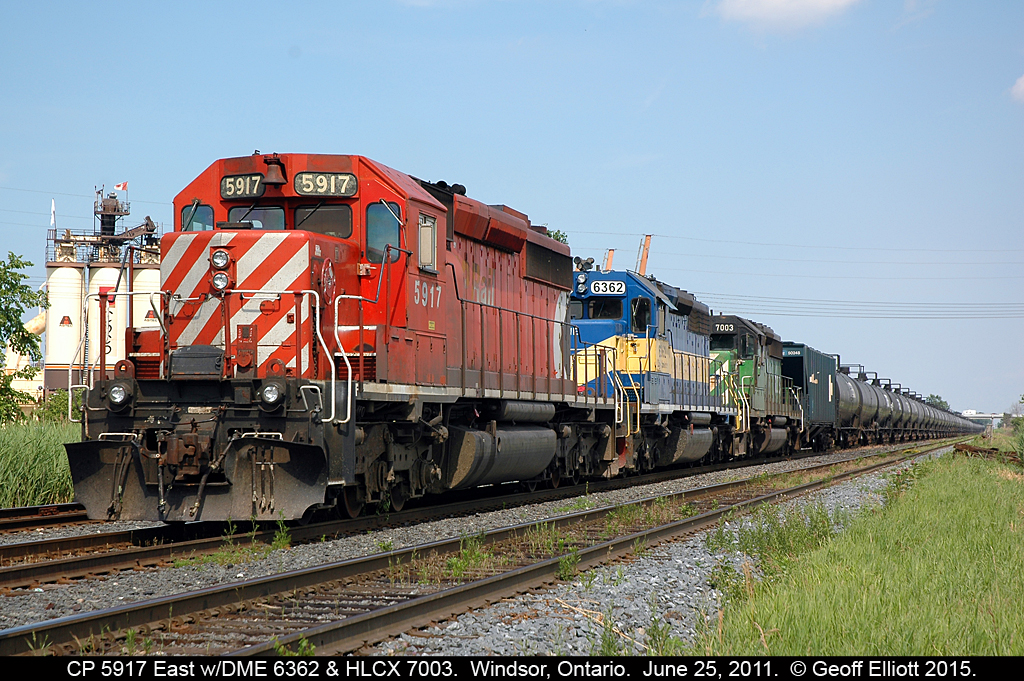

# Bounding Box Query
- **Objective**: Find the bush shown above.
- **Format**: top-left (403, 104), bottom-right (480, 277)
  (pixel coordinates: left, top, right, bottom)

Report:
top-left (35, 389), bottom-right (82, 423)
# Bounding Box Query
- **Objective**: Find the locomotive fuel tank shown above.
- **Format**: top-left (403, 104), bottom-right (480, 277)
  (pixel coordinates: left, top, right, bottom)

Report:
top-left (657, 426), bottom-right (714, 465)
top-left (444, 426), bottom-right (557, 490)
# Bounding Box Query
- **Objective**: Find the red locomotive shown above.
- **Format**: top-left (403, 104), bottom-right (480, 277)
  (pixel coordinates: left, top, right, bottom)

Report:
top-left (67, 153), bottom-right (620, 521)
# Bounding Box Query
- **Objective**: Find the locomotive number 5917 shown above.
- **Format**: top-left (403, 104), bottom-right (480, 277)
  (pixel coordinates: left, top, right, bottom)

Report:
top-left (413, 281), bottom-right (442, 308)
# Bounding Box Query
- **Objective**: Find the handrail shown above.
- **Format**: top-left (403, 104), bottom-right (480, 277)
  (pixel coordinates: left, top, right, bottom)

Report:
top-left (790, 386), bottom-right (804, 435)
top-left (68, 289), bottom-right (171, 422)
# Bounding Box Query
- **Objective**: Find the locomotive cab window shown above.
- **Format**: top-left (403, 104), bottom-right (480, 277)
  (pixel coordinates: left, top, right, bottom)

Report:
top-left (740, 333), bottom-right (756, 358)
top-left (226, 206), bottom-right (285, 230)
top-left (295, 204), bottom-right (352, 239)
top-left (418, 213), bottom-right (437, 271)
top-left (710, 334), bottom-right (733, 352)
top-left (366, 202), bottom-right (402, 263)
top-left (181, 204), bottom-right (214, 231)
top-left (569, 300), bottom-right (583, 320)
top-left (631, 297), bottom-right (651, 335)
top-left (587, 298), bottom-right (622, 320)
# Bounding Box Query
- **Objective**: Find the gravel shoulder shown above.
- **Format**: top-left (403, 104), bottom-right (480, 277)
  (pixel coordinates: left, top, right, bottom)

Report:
top-left (365, 452), bottom-right (943, 656)
top-left (0, 448), bottom-right (915, 634)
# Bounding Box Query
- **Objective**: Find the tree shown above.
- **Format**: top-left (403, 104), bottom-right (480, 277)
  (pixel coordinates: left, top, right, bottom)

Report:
top-left (547, 229), bottom-right (569, 245)
top-left (924, 394), bottom-right (949, 411)
top-left (0, 253), bottom-right (48, 421)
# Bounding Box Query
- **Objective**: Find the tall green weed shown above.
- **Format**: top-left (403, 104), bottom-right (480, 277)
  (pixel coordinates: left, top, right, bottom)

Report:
top-left (0, 421), bottom-right (78, 506)
top-left (694, 455), bottom-right (1024, 655)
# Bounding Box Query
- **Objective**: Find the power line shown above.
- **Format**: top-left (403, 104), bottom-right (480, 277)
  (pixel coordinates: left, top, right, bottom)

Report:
top-left (656, 250), bottom-right (1024, 267)
top-left (0, 208), bottom-right (93, 221)
top-left (693, 291), bottom-right (1024, 319)
top-left (694, 292), bottom-right (1023, 309)
top-left (0, 185), bottom-right (172, 206)
top-left (577, 233), bottom-right (1024, 254)
top-left (658, 265), bottom-right (1024, 281)
top-left (702, 309), bottom-right (1024, 319)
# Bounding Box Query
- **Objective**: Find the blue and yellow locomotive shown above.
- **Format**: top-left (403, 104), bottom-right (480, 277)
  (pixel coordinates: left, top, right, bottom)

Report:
top-left (569, 268), bottom-right (737, 470)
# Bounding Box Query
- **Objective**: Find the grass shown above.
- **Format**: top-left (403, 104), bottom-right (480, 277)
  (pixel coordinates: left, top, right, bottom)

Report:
top-left (692, 454), bottom-right (1024, 655)
top-left (0, 421), bottom-right (77, 507)
top-left (971, 427), bottom-right (1024, 460)
top-left (445, 533), bottom-right (490, 580)
top-left (173, 517), bottom-right (292, 568)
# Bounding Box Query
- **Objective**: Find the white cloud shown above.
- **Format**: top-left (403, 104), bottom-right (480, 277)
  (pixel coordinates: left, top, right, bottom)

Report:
top-left (1012, 75), bottom-right (1024, 104)
top-left (714, 0), bottom-right (862, 31)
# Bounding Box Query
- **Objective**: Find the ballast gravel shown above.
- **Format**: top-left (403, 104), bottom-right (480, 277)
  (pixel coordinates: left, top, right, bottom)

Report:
top-left (366, 451), bottom-right (946, 656)
top-left (0, 521), bottom-right (161, 547)
top-left (0, 446), bottom-right (936, 636)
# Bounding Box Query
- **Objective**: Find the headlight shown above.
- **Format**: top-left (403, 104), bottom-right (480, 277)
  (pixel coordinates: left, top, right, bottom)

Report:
top-left (212, 271), bottom-right (230, 290)
top-left (261, 382), bottom-right (284, 405)
top-left (108, 383), bottom-right (130, 406)
top-left (576, 283), bottom-right (586, 294)
top-left (576, 273), bottom-right (586, 284)
top-left (211, 249), bottom-right (230, 269)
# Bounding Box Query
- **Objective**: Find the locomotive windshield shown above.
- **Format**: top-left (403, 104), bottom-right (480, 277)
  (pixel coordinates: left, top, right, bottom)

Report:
top-left (710, 334), bottom-right (734, 352)
top-left (366, 202), bottom-right (401, 263)
top-left (630, 297), bottom-right (651, 334)
top-left (181, 204), bottom-right (214, 231)
top-left (227, 206), bottom-right (285, 230)
top-left (587, 298), bottom-right (622, 320)
top-left (295, 204), bottom-right (353, 239)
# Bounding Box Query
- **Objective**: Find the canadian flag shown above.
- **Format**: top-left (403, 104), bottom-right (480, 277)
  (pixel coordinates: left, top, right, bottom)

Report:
top-left (114, 181), bottom-right (128, 191)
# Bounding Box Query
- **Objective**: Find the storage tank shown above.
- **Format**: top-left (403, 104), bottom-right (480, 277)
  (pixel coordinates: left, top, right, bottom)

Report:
top-left (44, 266), bottom-right (85, 370)
top-left (835, 372), bottom-right (862, 428)
top-left (855, 379), bottom-right (879, 426)
top-left (876, 388), bottom-right (894, 428)
top-left (131, 267), bottom-right (162, 329)
top-left (889, 390), bottom-right (905, 429)
top-left (905, 397), bottom-right (922, 430)
top-left (86, 267), bottom-right (128, 367)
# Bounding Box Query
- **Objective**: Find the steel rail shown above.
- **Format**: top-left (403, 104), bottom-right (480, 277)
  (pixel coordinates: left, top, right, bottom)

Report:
top-left (0, 438), bottom-right (963, 655)
top-left (0, 438), bottom-right (951, 591)
top-left (250, 439), bottom-right (961, 656)
top-left (0, 504), bottom-right (88, 533)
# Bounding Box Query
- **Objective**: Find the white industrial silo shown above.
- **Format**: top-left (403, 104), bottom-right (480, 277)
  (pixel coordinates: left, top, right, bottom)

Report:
top-left (131, 266), bottom-right (162, 329)
top-left (86, 266), bottom-right (128, 367)
top-left (44, 265), bottom-right (85, 371)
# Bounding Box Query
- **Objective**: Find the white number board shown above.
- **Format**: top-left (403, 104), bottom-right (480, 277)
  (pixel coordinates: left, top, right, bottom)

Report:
top-left (294, 172), bottom-right (357, 197)
top-left (590, 280), bottom-right (626, 295)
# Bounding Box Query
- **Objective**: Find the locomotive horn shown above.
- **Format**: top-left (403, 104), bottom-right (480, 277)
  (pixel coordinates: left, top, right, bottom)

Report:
top-left (263, 155), bottom-right (286, 186)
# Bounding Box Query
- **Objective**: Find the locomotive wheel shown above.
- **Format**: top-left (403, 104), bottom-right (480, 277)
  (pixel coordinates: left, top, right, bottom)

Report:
top-left (522, 480), bottom-right (538, 493)
top-left (341, 486), bottom-right (364, 519)
top-left (570, 470), bottom-right (581, 486)
top-left (549, 467), bottom-right (561, 489)
top-left (388, 485), bottom-right (408, 513)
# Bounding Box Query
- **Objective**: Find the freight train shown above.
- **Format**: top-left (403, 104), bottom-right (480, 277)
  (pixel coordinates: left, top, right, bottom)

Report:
top-left (64, 153), bottom-right (982, 522)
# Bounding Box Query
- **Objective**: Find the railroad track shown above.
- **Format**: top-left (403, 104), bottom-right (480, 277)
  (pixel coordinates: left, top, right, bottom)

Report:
top-left (0, 438), bottom-right (964, 655)
top-left (0, 504), bottom-right (89, 534)
top-left (0, 439), bottom-right (943, 592)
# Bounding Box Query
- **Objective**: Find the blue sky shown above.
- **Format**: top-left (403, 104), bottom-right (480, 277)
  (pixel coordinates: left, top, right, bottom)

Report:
top-left (1, 0), bottom-right (1021, 414)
